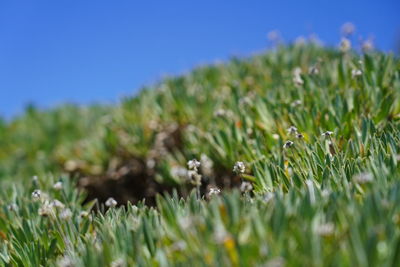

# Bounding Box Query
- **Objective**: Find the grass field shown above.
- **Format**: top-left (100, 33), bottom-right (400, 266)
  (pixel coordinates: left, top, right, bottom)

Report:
top-left (0, 41), bottom-right (399, 266)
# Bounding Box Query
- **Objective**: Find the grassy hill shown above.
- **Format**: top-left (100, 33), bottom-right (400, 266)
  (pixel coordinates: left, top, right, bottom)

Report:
top-left (0, 42), bottom-right (399, 266)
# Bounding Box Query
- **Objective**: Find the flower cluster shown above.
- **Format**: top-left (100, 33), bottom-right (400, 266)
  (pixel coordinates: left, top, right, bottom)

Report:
top-left (233, 161), bottom-right (246, 174)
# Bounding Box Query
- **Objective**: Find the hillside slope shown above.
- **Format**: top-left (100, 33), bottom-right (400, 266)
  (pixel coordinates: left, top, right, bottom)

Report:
top-left (0, 43), bottom-right (399, 266)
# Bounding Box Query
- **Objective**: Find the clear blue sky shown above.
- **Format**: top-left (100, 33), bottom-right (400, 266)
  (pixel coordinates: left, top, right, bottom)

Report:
top-left (1, 0), bottom-right (399, 118)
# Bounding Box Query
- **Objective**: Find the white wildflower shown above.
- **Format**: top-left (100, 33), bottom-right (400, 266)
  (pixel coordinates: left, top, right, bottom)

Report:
top-left (321, 131), bottom-right (333, 138)
top-left (7, 203), bottom-right (18, 212)
top-left (341, 22), bottom-right (355, 36)
top-left (50, 199), bottom-right (65, 209)
top-left (353, 172), bottom-right (373, 184)
top-left (240, 181), bottom-right (253, 193)
top-left (291, 99), bottom-right (302, 107)
top-left (315, 222), bottom-right (335, 237)
top-left (200, 154), bottom-right (214, 176)
top-left (57, 255), bottom-right (74, 267)
top-left (272, 134), bottom-right (280, 140)
top-left (263, 192), bottom-right (274, 203)
top-left (79, 211), bottom-right (89, 218)
top-left (296, 133), bottom-right (304, 139)
top-left (53, 181), bottom-right (63, 191)
top-left (340, 38), bottom-right (351, 52)
top-left (32, 189), bottom-right (41, 200)
top-left (111, 258), bottom-right (125, 267)
top-left (38, 201), bottom-right (53, 217)
top-left (287, 126), bottom-right (298, 135)
top-left (170, 166), bottom-right (188, 180)
top-left (187, 159), bottom-right (201, 171)
top-left (351, 69), bottom-right (362, 78)
top-left (293, 67), bottom-right (304, 86)
top-left (59, 208), bottom-right (72, 220)
top-left (362, 39), bottom-right (374, 52)
top-left (308, 65), bottom-right (319, 75)
top-left (207, 187), bottom-right (221, 197)
top-left (283, 140), bottom-right (294, 149)
top-left (233, 161), bottom-right (246, 174)
top-left (294, 36), bottom-right (306, 46)
top-left (105, 197), bottom-right (118, 207)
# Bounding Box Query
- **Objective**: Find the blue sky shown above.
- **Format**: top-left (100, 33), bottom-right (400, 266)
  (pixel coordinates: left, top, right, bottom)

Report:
top-left (1, 0), bottom-right (399, 118)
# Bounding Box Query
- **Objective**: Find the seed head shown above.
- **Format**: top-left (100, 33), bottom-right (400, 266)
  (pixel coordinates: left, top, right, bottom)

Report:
top-left (105, 197), bottom-right (118, 208)
top-left (187, 170), bottom-right (202, 186)
top-left (233, 161), bottom-right (246, 174)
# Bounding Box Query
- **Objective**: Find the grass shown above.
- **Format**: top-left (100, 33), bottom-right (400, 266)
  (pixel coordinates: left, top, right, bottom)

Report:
top-left (0, 40), bottom-right (399, 266)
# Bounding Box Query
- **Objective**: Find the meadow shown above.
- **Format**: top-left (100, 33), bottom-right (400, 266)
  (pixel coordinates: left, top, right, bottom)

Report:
top-left (0, 40), bottom-right (399, 266)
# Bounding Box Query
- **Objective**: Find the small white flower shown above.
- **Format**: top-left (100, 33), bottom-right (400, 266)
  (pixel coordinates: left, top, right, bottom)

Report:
top-left (59, 208), bottom-right (72, 220)
top-left (315, 222), bottom-right (335, 237)
top-left (291, 100), bottom-right (302, 107)
top-left (340, 38), bottom-right (351, 52)
top-left (57, 255), bottom-right (74, 267)
top-left (240, 181), bottom-right (253, 193)
top-left (171, 166), bottom-right (188, 180)
top-left (200, 154), bottom-right (214, 176)
top-left (293, 67), bottom-right (304, 86)
top-left (38, 201), bottom-right (53, 217)
top-left (187, 159), bottom-right (201, 171)
top-left (321, 131), bottom-right (334, 138)
top-left (105, 197), bottom-right (118, 207)
top-left (7, 203), bottom-right (18, 212)
top-left (263, 193), bottom-right (274, 203)
top-left (50, 199), bottom-right (65, 209)
top-left (351, 69), bottom-right (362, 78)
top-left (111, 258), bottom-right (125, 267)
top-left (53, 181), bottom-right (63, 191)
top-left (79, 211), bottom-right (89, 218)
top-left (283, 140), bottom-right (294, 149)
top-left (207, 187), bottom-right (221, 197)
top-left (296, 133), bottom-right (304, 139)
top-left (308, 65), bottom-right (319, 75)
top-left (353, 172), bottom-right (373, 184)
top-left (233, 161), bottom-right (246, 174)
top-left (341, 22), bottom-right (355, 36)
top-left (362, 39), bottom-right (374, 52)
top-left (32, 175), bottom-right (38, 182)
top-left (287, 126), bottom-right (298, 135)
top-left (32, 189), bottom-right (41, 200)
